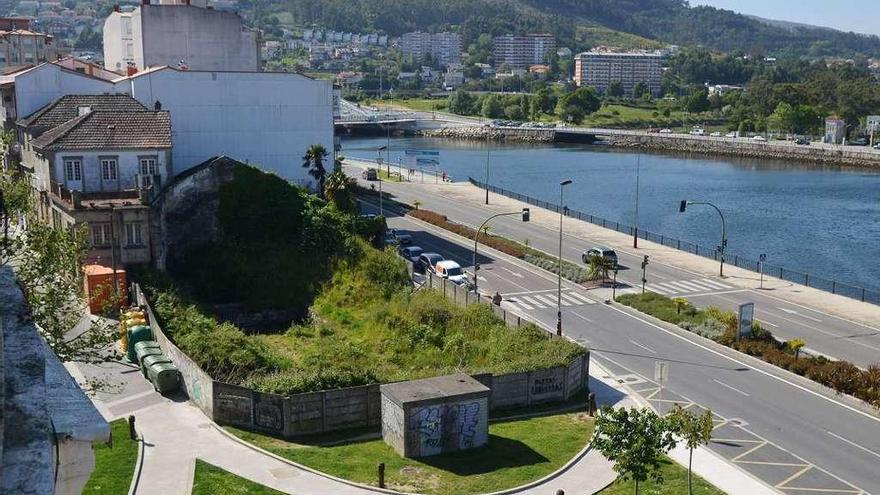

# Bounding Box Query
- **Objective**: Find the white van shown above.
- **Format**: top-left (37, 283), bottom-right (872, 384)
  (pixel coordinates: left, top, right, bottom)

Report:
top-left (435, 260), bottom-right (468, 285)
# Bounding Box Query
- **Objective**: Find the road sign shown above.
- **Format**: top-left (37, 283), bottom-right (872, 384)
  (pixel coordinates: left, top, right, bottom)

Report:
top-left (759, 253), bottom-right (767, 262)
top-left (654, 361), bottom-right (669, 383)
top-left (404, 149), bottom-right (440, 171)
top-left (867, 115), bottom-right (880, 133)
top-left (738, 302), bottom-right (755, 340)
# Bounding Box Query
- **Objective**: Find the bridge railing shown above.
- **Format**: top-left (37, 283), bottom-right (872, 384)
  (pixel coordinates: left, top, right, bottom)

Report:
top-left (469, 177), bottom-right (880, 306)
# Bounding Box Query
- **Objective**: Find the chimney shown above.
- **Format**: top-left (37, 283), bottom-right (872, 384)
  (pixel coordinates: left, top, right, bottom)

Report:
top-left (113, 4), bottom-right (120, 12)
top-left (127, 65), bottom-right (138, 76)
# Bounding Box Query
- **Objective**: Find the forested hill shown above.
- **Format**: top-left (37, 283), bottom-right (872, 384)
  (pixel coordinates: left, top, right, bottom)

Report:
top-left (267, 0), bottom-right (880, 57)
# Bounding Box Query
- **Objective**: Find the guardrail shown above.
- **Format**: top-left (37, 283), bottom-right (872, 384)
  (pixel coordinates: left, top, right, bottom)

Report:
top-left (469, 177), bottom-right (880, 306)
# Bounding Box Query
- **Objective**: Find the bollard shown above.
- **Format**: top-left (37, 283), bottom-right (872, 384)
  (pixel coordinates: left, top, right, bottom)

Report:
top-left (378, 462), bottom-right (386, 488)
top-left (557, 490), bottom-right (565, 495)
top-left (587, 392), bottom-right (597, 417)
top-left (128, 415), bottom-right (137, 440)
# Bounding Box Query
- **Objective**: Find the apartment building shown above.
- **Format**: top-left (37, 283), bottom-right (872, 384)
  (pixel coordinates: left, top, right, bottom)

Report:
top-left (400, 31), bottom-right (462, 68)
top-left (492, 34), bottom-right (555, 69)
top-left (574, 50), bottom-right (663, 97)
top-left (0, 17), bottom-right (58, 68)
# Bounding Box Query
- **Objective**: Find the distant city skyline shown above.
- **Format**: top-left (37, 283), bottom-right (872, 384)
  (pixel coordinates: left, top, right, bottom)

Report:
top-left (691, 0), bottom-right (880, 37)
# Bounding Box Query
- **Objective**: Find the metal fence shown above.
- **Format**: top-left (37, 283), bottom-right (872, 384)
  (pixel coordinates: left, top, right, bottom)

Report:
top-left (469, 177), bottom-right (880, 306)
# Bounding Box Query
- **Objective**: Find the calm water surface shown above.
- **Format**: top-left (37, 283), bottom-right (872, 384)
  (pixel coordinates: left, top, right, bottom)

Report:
top-left (341, 136), bottom-right (880, 292)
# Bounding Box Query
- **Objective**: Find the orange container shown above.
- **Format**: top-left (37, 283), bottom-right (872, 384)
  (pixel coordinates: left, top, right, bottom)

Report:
top-left (84, 264), bottom-right (129, 315)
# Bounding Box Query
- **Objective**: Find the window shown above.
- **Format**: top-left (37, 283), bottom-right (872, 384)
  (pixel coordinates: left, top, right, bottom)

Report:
top-left (101, 158), bottom-right (118, 181)
top-left (64, 159), bottom-right (81, 181)
top-left (139, 157), bottom-right (158, 175)
top-left (91, 223), bottom-right (112, 246)
top-left (125, 222), bottom-right (143, 247)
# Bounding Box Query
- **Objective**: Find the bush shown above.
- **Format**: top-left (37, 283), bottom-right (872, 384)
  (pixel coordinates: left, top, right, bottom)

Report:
top-left (523, 254), bottom-right (590, 283)
top-left (680, 317), bottom-right (726, 340)
top-left (615, 292), bottom-right (701, 325)
top-left (409, 209), bottom-right (527, 258)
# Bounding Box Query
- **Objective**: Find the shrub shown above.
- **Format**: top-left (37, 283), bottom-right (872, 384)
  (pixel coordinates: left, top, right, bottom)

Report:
top-left (245, 367), bottom-right (379, 396)
top-left (616, 292), bottom-right (701, 326)
top-left (682, 318), bottom-right (726, 340)
top-left (408, 209), bottom-right (527, 258)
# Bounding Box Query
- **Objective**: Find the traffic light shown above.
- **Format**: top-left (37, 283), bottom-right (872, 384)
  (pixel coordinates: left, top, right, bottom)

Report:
top-left (679, 200), bottom-right (688, 213)
top-left (641, 255), bottom-right (650, 269)
top-left (522, 208), bottom-right (530, 222)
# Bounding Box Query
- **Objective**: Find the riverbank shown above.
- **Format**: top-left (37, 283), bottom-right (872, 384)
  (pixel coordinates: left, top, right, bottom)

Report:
top-left (416, 125), bottom-right (880, 168)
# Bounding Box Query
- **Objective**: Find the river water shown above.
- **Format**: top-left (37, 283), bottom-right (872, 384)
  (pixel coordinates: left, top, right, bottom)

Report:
top-left (340, 136), bottom-right (880, 293)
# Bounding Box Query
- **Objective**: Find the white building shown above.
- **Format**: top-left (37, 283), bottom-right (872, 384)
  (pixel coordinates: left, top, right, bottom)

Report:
top-left (574, 50), bottom-right (663, 97)
top-left (493, 34), bottom-right (555, 69)
top-left (400, 31), bottom-right (462, 68)
top-left (103, 1), bottom-right (259, 73)
top-left (825, 117), bottom-right (846, 144)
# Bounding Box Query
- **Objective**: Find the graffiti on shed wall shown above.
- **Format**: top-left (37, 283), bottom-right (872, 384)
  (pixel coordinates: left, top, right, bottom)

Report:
top-left (410, 401), bottom-right (483, 454)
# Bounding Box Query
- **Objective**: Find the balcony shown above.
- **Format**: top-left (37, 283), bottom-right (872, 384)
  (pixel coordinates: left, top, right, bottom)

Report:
top-left (49, 181), bottom-right (142, 210)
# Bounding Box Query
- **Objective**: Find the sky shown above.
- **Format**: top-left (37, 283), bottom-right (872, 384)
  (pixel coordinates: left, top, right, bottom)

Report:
top-left (690, 0), bottom-right (880, 36)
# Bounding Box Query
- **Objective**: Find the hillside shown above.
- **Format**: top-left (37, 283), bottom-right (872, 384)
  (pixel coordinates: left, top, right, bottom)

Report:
top-left (263, 0), bottom-right (880, 57)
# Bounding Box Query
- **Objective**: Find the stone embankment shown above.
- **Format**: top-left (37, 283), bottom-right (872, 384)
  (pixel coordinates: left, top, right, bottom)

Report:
top-left (418, 126), bottom-right (556, 142)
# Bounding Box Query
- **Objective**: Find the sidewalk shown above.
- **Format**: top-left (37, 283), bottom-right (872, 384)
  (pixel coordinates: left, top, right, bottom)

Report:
top-left (350, 160), bottom-right (880, 332)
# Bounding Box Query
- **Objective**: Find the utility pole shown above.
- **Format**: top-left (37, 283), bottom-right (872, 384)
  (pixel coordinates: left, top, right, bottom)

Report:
top-left (641, 255), bottom-right (649, 294)
top-left (557, 180), bottom-right (572, 337)
top-left (633, 154), bottom-right (641, 248)
top-left (484, 137), bottom-right (491, 205)
top-left (680, 200), bottom-right (727, 277)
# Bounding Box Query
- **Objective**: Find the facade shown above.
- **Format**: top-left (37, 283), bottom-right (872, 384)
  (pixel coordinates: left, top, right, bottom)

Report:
top-left (825, 117), bottom-right (846, 144)
top-left (0, 22), bottom-right (57, 68)
top-left (103, 2), bottom-right (260, 73)
top-left (17, 94), bottom-right (171, 266)
top-left (493, 34), bottom-right (556, 69)
top-left (400, 31), bottom-right (462, 68)
top-left (574, 50), bottom-right (663, 97)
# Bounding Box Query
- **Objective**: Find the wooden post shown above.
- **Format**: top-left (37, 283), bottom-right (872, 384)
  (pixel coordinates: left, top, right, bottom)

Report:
top-left (378, 463), bottom-right (386, 488)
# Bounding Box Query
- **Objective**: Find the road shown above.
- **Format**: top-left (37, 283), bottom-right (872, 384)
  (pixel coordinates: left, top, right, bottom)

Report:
top-left (363, 199), bottom-right (880, 495)
top-left (360, 173), bottom-right (880, 369)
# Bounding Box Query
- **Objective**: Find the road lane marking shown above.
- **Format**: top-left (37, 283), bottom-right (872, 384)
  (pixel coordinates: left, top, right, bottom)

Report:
top-left (508, 298), bottom-right (533, 310)
top-left (646, 284), bottom-right (672, 295)
top-left (571, 312), bottom-right (593, 324)
top-left (676, 289), bottom-right (749, 298)
top-left (713, 379), bottom-right (750, 397)
top-left (499, 266), bottom-right (525, 278)
top-left (521, 296), bottom-right (546, 308)
top-left (759, 320), bottom-right (779, 328)
top-left (778, 307), bottom-right (823, 323)
top-left (566, 291), bottom-right (594, 303)
top-left (502, 288), bottom-right (558, 297)
top-left (674, 280), bottom-right (708, 292)
top-left (629, 339), bottom-right (657, 354)
top-left (698, 278), bottom-right (730, 289)
top-left (560, 293), bottom-right (582, 305)
top-left (534, 294), bottom-right (557, 306)
top-left (827, 431), bottom-right (880, 460)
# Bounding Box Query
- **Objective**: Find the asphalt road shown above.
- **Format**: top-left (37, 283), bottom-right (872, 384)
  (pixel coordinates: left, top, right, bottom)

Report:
top-left (361, 173), bottom-right (880, 370)
top-left (366, 202), bottom-right (880, 495)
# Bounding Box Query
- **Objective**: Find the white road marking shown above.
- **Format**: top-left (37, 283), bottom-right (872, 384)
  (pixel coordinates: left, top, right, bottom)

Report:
top-left (646, 284), bottom-right (672, 295)
top-left (629, 339), bottom-right (657, 354)
top-left (509, 298), bottom-right (534, 310)
top-left (560, 293), bottom-right (582, 305)
top-left (566, 291), bottom-right (594, 304)
top-left (502, 288), bottom-right (558, 297)
top-left (699, 278), bottom-right (731, 290)
top-left (499, 266), bottom-right (525, 278)
top-left (571, 312), bottom-right (593, 324)
top-left (663, 281), bottom-right (700, 293)
top-left (827, 431), bottom-right (880, 460)
top-left (759, 320), bottom-right (779, 328)
top-left (674, 280), bottom-right (707, 292)
top-left (534, 294), bottom-right (557, 306)
top-left (778, 307), bottom-right (822, 323)
top-left (521, 296), bottom-right (546, 309)
top-left (713, 379), bottom-right (750, 397)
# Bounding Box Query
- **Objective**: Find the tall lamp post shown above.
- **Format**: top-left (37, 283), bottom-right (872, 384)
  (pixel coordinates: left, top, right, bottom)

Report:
top-left (633, 154), bottom-right (641, 248)
top-left (376, 148), bottom-right (384, 216)
top-left (472, 208), bottom-right (530, 294)
top-left (557, 179), bottom-right (573, 336)
top-left (679, 200), bottom-right (727, 277)
top-left (484, 138), bottom-right (491, 205)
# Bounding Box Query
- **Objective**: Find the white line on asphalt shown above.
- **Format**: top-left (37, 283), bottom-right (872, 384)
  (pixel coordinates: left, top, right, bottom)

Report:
top-left (646, 285), bottom-right (672, 295)
top-left (674, 280), bottom-right (708, 292)
top-left (678, 289), bottom-right (750, 298)
top-left (571, 312), bottom-right (593, 324)
top-left (499, 266), bottom-right (525, 278)
top-left (629, 339), bottom-right (657, 354)
top-left (560, 293), bottom-right (582, 305)
top-left (521, 296), bottom-right (546, 309)
top-left (699, 278), bottom-right (731, 290)
top-left (502, 288), bottom-right (558, 297)
top-left (534, 294), bottom-right (558, 306)
top-left (663, 281), bottom-right (701, 293)
top-left (508, 298), bottom-right (533, 310)
top-left (566, 291), bottom-right (595, 304)
top-left (759, 320), bottom-right (779, 328)
top-left (827, 431), bottom-right (880, 460)
top-left (778, 307), bottom-right (823, 323)
top-left (713, 379), bottom-right (750, 397)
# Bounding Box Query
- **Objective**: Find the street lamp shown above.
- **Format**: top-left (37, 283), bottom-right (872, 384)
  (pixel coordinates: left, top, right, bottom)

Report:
top-left (472, 208), bottom-right (530, 294)
top-left (557, 179), bottom-right (573, 336)
top-left (484, 138), bottom-right (491, 205)
top-left (633, 154), bottom-right (641, 249)
top-left (679, 200), bottom-right (727, 277)
top-left (376, 148), bottom-right (384, 216)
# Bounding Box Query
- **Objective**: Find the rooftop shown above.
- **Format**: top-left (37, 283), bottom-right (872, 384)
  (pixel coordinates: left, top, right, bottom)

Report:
top-left (18, 93), bottom-right (148, 131)
top-left (32, 110), bottom-right (172, 151)
top-left (381, 373), bottom-right (490, 407)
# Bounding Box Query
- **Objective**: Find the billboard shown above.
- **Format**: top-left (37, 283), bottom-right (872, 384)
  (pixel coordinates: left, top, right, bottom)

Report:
top-left (738, 303), bottom-right (754, 340)
top-left (404, 149), bottom-right (440, 171)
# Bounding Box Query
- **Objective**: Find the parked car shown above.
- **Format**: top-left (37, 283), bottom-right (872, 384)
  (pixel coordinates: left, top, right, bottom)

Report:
top-left (709, 131), bottom-right (722, 137)
top-left (362, 168), bottom-right (378, 180)
top-left (753, 135), bottom-right (767, 142)
top-left (852, 137), bottom-right (869, 146)
top-left (435, 260), bottom-right (468, 285)
top-left (582, 247), bottom-right (618, 268)
top-left (659, 128), bottom-right (673, 134)
top-left (418, 253), bottom-right (445, 274)
top-left (388, 229), bottom-right (412, 246)
top-left (795, 138), bottom-right (810, 145)
top-left (689, 126), bottom-right (705, 136)
top-left (724, 132), bottom-right (737, 138)
top-left (398, 245), bottom-right (424, 264)
top-left (874, 143), bottom-right (880, 150)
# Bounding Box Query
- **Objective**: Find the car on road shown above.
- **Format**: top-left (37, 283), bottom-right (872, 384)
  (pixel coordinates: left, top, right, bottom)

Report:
top-left (362, 168), bottom-right (378, 180)
top-left (709, 131), bottom-right (722, 137)
top-left (753, 135), bottom-right (767, 141)
top-left (435, 260), bottom-right (468, 285)
top-left (724, 131), bottom-right (737, 138)
top-left (659, 128), bottom-right (673, 134)
top-left (388, 229), bottom-right (412, 246)
top-left (417, 253), bottom-right (445, 274)
top-left (582, 247), bottom-right (618, 268)
top-left (874, 143), bottom-right (880, 150)
top-left (398, 246), bottom-right (424, 264)
top-left (852, 137), bottom-right (869, 146)
top-left (795, 138), bottom-right (810, 145)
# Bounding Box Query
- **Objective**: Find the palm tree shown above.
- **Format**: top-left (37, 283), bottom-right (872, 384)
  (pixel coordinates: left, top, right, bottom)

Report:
top-left (587, 254), bottom-right (616, 283)
top-left (302, 144), bottom-right (329, 195)
top-left (323, 170), bottom-right (357, 212)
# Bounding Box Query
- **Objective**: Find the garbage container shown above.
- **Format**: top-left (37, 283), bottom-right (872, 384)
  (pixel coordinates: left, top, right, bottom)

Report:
top-left (141, 354), bottom-right (172, 378)
top-left (126, 325), bottom-right (153, 363)
top-left (135, 341), bottom-right (163, 369)
top-left (147, 362), bottom-right (180, 394)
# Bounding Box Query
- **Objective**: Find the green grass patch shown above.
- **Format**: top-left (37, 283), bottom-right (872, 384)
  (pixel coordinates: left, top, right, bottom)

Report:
top-left (377, 169), bottom-right (405, 182)
top-left (191, 460), bottom-right (285, 495)
top-left (598, 456), bottom-right (725, 495)
top-left (373, 98), bottom-right (448, 113)
top-left (227, 412), bottom-right (594, 495)
top-left (615, 292), bottom-right (704, 326)
top-left (83, 420), bottom-right (139, 495)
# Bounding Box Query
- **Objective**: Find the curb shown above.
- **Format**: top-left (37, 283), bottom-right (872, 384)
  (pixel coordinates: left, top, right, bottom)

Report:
top-left (127, 435), bottom-right (146, 495)
top-left (211, 411), bottom-right (603, 495)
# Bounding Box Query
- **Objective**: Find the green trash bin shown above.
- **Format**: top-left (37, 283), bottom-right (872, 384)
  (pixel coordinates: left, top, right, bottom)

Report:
top-left (134, 341), bottom-right (161, 363)
top-left (141, 354), bottom-right (172, 378)
top-left (137, 347), bottom-right (165, 376)
top-left (126, 325), bottom-right (153, 363)
top-left (147, 362), bottom-right (180, 394)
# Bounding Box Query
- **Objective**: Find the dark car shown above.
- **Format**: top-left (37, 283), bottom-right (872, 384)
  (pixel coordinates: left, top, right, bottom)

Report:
top-left (583, 247), bottom-right (618, 268)
top-left (362, 168), bottom-right (378, 180)
top-left (852, 138), bottom-right (869, 146)
top-left (388, 229), bottom-right (412, 246)
top-left (794, 138), bottom-right (810, 145)
top-left (417, 253), bottom-right (445, 274)
top-left (398, 245), bottom-right (424, 264)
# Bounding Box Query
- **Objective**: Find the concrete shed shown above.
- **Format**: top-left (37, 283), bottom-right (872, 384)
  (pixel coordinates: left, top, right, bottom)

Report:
top-left (380, 373), bottom-right (490, 458)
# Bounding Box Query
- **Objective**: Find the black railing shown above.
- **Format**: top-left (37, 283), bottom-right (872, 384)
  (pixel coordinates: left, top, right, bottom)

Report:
top-left (469, 177), bottom-right (880, 306)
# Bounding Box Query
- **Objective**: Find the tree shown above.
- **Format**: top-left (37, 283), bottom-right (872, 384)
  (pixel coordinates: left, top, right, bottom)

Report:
top-left (323, 170), bottom-right (357, 213)
top-left (448, 90), bottom-right (475, 115)
top-left (788, 338), bottom-right (806, 359)
top-left (592, 407), bottom-right (678, 495)
top-left (302, 144), bottom-right (329, 195)
top-left (672, 297), bottom-right (689, 314)
top-left (685, 87), bottom-right (710, 113)
top-left (588, 255), bottom-right (615, 283)
top-left (608, 81), bottom-right (625, 98)
top-left (481, 94), bottom-right (503, 118)
top-left (557, 86), bottom-right (600, 124)
top-left (669, 406), bottom-right (714, 495)
top-left (504, 104), bottom-right (524, 121)
top-left (633, 81), bottom-right (651, 100)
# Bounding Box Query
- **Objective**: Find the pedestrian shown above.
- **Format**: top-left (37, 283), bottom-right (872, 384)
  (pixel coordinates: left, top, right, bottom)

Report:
top-left (492, 292), bottom-right (502, 305)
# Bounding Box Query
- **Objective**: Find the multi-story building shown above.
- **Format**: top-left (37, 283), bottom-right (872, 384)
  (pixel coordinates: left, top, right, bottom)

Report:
top-left (102, 1), bottom-right (259, 73)
top-left (0, 17), bottom-right (58, 68)
top-left (492, 34), bottom-right (555, 69)
top-left (825, 117), bottom-right (846, 144)
top-left (400, 31), bottom-right (462, 68)
top-left (17, 94), bottom-right (172, 265)
top-left (573, 50), bottom-right (663, 97)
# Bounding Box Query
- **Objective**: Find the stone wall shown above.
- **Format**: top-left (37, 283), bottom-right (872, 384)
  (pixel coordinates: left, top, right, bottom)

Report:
top-left (419, 126), bottom-right (556, 143)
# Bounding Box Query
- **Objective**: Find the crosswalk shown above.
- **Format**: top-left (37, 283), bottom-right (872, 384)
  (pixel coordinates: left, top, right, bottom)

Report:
top-left (503, 290), bottom-right (596, 311)
top-left (645, 278), bottom-right (733, 296)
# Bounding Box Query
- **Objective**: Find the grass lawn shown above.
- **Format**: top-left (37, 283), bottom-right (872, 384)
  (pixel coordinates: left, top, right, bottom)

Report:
top-left (377, 169), bottom-right (405, 182)
top-left (83, 419), bottom-right (139, 494)
top-left (598, 456), bottom-right (726, 495)
top-left (227, 412), bottom-right (594, 495)
top-left (191, 460), bottom-right (286, 495)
